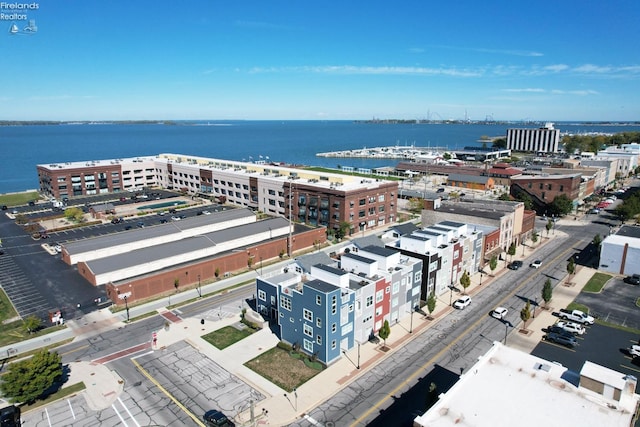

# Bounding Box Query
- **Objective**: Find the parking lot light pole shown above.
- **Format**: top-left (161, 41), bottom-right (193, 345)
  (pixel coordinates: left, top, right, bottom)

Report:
top-left (197, 274), bottom-right (201, 298)
top-left (124, 295), bottom-right (130, 322)
top-left (504, 322), bottom-right (508, 345)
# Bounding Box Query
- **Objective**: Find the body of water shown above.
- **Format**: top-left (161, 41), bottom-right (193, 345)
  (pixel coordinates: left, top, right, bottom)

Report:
top-left (2, 120), bottom-right (640, 194)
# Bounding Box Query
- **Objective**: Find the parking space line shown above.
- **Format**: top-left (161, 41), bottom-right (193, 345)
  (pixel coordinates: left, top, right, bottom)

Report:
top-left (111, 403), bottom-right (130, 427)
top-left (131, 358), bottom-right (206, 427)
top-left (67, 398), bottom-right (76, 420)
top-left (117, 396), bottom-right (141, 427)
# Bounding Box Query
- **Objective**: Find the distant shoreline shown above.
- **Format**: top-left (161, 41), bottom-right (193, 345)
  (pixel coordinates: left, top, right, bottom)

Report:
top-left (2, 119), bottom-right (640, 127)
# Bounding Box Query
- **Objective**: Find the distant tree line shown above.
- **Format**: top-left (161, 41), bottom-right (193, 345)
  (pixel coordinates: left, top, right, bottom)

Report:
top-left (562, 132), bottom-right (640, 155)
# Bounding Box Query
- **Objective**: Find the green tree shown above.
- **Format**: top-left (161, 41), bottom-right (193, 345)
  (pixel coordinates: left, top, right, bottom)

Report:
top-left (336, 221), bottom-right (351, 240)
top-left (489, 255), bottom-right (498, 275)
top-left (426, 292), bottom-right (437, 319)
top-left (0, 349), bottom-right (62, 404)
top-left (379, 320), bottom-right (391, 348)
top-left (507, 243), bottom-right (517, 261)
top-left (214, 267), bottom-right (220, 279)
top-left (459, 270), bottom-right (471, 295)
top-left (592, 234), bottom-right (602, 250)
top-left (548, 194), bottom-right (573, 217)
top-left (23, 315), bottom-right (42, 334)
top-left (545, 219), bottom-right (553, 236)
top-left (497, 192), bottom-right (511, 201)
top-left (531, 230), bottom-right (539, 246)
top-left (407, 197), bottom-right (424, 214)
top-left (567, 257), bottom-right (576, 279)
top-left (542, 278), bottom-right (553, 308)
top-left (492, 138), bottom-right (507, 149)
top-left (520, 301), bottom-right (531, 330)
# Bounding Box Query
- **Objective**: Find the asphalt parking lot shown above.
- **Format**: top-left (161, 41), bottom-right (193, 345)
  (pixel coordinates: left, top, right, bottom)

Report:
top-left (0, 190), bottom-right (222, 322)
top-left (531, 273), bottom-right (640, 379)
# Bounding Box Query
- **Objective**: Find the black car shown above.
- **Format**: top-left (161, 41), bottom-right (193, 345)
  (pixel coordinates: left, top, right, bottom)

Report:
top-left (203, 409), bottom-right (235, 427)
top-left (624, 274), bottom-right (640, 285)
top-left (545, 325), bottom-right (574, 338)
top-left (544, 332), bottom-right (577, 348)
top-left (507, 260), bottom-right (523, 270)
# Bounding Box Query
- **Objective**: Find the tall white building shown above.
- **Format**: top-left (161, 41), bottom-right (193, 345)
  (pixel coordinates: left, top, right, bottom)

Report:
top-left (506, 123), bottom-right (560, 153)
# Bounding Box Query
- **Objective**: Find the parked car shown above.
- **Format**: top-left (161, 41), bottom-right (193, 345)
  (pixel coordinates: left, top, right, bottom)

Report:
top-left (202, 210), bottom-right (211, 215)
top-left (453, 295), bottom-right (471, 310)
top-left (624, 274), bottom-right (640, 285)
top-left (171, 216), bottom-right (181, 221)
top-left (629, 345), bottom-right (640, 358)
top-left (545, 324), bottom-right (575, 338)
top-left (203, 409), bottom-right (235, 427)
top-left (544, 332), bottom-right (577, 348)
top-left (530, 260), bottom-right (542, 269)
top-left (436, 188), bottom-right (445, 193)
top-left (136, 222), bottom-right (145, 228)
top-left (555, 321), bottom-right (585, 335)
top-left (53, 243), bottom-right (62, 253)
top-left (507, 260), bottom-right (523, 270)
top-left (491, 307), bottom-right (508, 319)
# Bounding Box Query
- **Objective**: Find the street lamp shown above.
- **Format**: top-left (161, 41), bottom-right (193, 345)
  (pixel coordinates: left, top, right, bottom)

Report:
top-left (357, 342), bottom-right (360, 369)
top-left (260, 256), bottom-right (263, 275)
top-left (124, 295), bottom-right (130, 322)
top-left (197, 274), bottom-right (201, 298)
top-left (409, 305), bottom-right (414, 334)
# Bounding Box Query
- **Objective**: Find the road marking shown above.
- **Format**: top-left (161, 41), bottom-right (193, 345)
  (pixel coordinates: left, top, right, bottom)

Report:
top-left (59, 344), bottom-right (90, 357)
top-left (349, 241), bottom-right (576, 426)
top-left (118, 396), bottom-right (141, 427)
top-left (45, 407), bottom-right (52, 426)
top-left (92, 342), bottom-right (150, 364)
top-left (131, 358), bottom-right (206, 426)
top-left (304, 414), bottom-right (324, 425)
top-left (67, 399), bottom-right (76, 419)
top-left (112, 402), bottom-right (130, 427)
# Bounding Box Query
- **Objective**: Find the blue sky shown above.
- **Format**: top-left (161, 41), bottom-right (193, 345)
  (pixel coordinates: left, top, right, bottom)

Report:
top-left (2, 0), bottom-right (639, 121)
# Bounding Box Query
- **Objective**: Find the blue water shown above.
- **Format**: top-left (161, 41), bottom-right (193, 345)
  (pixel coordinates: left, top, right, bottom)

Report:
top-left (1, 120), bottom-right (640, 194)
top-left (137, 201), bottom-right (186, 210)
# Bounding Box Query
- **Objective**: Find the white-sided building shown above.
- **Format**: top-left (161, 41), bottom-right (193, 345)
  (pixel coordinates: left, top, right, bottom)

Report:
top-left (506, 123), bottom-right (560, 153)
top-left (413, 342), bottom-right (639, 427)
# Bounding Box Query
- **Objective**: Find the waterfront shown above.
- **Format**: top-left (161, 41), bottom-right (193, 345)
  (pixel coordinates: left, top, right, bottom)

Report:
top-left (2, 120), bottom-right (640, 194)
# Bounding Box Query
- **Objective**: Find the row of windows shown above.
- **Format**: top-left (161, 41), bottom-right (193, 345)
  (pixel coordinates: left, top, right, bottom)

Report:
top-left (528, 182), bottom-right (565, 191)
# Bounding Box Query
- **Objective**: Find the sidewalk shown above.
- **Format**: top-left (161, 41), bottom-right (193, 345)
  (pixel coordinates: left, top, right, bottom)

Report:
top-left (39, 223), bottom-right (595, 425)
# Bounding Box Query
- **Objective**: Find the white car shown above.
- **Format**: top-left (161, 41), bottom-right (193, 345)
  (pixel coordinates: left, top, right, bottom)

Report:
top-left (53, 243), bottom-right (62, 253)
top-left (491, 307), bottom-right (508, 319)
top-left (530, 260), bottom-right (542, 269)
top-left (171, 216), bottom-right (181, 221)
top-left (629, 345), bottom-right (640, 357)
top-left (555, 321), bottom-right (585, 335)
top-left (453, 295), bottom-right (471, 310)
top-left (202, 210), bottom-right (211, 215)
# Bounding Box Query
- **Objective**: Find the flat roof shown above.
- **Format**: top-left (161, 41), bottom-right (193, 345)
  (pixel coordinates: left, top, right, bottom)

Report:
top-left (65, 208), bottom-right (254, 254)
top-left (414, 342), bottom-right (639, 427)
top-left (86, 217), bottom-right (290, 275)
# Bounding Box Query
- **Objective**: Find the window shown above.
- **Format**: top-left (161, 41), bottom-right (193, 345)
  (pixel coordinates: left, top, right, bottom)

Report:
top-left (331, 340), bottom-right (336, 350)
top-left (385, 286), bottom-right (390, 294)
top-left (378, 194), bottom-right (385, 202)
top-left (290, 317), bottom-right (294, 323)
top-left (304, 324), bottom-right (313, 337)
top-left (316, 317), bottom-right (322, 327)
top-left (366, 295), bottom-right (374, 307)
top-left (375, 290), bottom-right (384, 303)
top-left (258, 290), bottom-right (266, 301)
top-left (280, 295), bottom-right (292, 311)
top-left (303, 339), bottom-right (313, 353)
top-left (316, 335), bottom-right (322, 345)
top-left (392, 282), bottom-right (400, 294)
top-left (332, 323), bottom-right (337, 333)
top-left (332, 295), bottom-right (337, 315)
top-left (359, 198), bottom-right (366, 206)
top-left (316, 295), bottom-right (322, 305)
top-left (303, 308), bottom-right (313, 322)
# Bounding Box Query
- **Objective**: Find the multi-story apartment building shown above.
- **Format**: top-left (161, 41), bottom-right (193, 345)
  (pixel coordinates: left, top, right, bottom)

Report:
top-left (255, 246), bottom-right (422, 365)
top-left (37, 157), bottom-right (158, 198)
top-left (37, 153), bottom-right (398, 235)
top-left (506, 123), bottom-right (560, 153)
top-left (387, 222), bottom-right (483, 300)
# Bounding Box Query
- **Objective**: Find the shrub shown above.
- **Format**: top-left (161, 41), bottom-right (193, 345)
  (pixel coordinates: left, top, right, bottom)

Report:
top-left (277, 341), bottom-right (292, 351)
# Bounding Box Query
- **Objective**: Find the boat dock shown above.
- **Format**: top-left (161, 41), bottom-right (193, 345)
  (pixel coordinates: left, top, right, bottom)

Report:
top-left (316, 145), bottom-right (449, 160)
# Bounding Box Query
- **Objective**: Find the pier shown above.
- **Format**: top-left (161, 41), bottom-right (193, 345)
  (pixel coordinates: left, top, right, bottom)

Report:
top-left (316, 145), bottom-right (449, 160)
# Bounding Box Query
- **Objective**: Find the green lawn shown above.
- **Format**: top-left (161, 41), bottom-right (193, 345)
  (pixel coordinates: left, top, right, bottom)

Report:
top-left (582, 272), bottom-right (611, 293)
top-left (201, 325), bottom-right (256, 350)
top-left (245, 346), bottom-right (323, 392)
top-left (0, 191), bottom-right (40, 206)
top-left (0, 288), bottom-right (19, 322)
top-left (0, 319), bottom-right (67, 347)
top-left (19, 382), bottom-right (86, 412)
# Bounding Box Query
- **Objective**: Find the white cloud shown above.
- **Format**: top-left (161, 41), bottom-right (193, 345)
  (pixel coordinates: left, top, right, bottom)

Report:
top-left (502, 88), bottom-right (546, 93)
top-left (249, 65), bottom-right (483, 77)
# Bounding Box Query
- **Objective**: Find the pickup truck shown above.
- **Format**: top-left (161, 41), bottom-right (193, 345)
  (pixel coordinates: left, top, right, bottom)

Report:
top-left (559, 309), bottom-right (595, 325)
top-left (555, 321), bottom-right (585, 335)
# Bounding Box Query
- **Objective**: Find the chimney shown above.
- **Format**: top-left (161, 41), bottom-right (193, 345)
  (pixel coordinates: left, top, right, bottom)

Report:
top-left (623, 375), bottom-right (637, 396)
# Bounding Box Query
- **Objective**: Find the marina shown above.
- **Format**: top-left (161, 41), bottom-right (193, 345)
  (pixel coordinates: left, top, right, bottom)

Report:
top-left (316, 144), bottom-right (449, 160)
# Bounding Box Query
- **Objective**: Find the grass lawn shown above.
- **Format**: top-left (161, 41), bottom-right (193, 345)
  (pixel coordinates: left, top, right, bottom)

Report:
top-left (0, 288), bottom-right (19, 322)
top-left (0, 191), bottom-right (39, 206)
top-left (201, 325), bottom-right (256, 350)
top-left (566, 301), bottom-right (590, 314)
top-left (582, 272), bottom-right (611, 293)
top-left (20, 382), bottom-right (86, 412)
top-left (0, 319), bottom-right (67, 347)
top-left (245, 346), bottom-right (323, 392)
